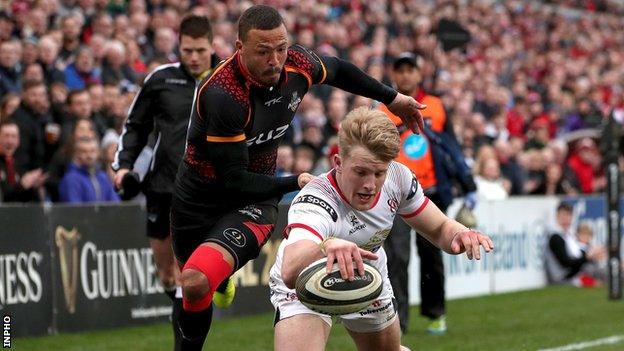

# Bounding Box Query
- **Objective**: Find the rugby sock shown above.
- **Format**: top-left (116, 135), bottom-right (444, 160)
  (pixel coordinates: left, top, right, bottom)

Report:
top-left (165, 286), bottom-right (177, 301)
top-left (172, 294), bottom-right (183, 351)
top-left (178, 303), bottom-right (213, 351)
top-left (166, 286), bottom-right (184, 351)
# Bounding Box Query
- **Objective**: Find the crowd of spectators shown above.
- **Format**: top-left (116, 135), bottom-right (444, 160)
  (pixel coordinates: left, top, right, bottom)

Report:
top-left (0, 0), bottom-right (622, 204)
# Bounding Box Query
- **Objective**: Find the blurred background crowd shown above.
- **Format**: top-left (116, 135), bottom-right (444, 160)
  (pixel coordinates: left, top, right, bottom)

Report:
top-left (0, 0), bottom-right (623, 204)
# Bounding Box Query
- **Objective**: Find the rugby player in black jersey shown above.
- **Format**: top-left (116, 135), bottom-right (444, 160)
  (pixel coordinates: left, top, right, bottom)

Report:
top-left (171, 6), bottom-right (426, 350)
top-left (112, 15), bottom-right (223, 351)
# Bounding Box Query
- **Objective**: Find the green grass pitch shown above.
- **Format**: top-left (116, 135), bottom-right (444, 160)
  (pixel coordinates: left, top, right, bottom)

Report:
top-left (15, 286), bottom-right (624, 350)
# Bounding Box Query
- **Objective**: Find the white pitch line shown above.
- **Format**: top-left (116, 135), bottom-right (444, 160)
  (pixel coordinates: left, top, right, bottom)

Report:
top-left (537, 335), bottom-right (624, 351)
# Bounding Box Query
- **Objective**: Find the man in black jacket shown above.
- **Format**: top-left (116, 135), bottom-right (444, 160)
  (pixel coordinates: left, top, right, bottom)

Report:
top-left (111, 14), bottom-right (218, 351)
top-left (545, 202), bottom-right (605, 284)
top-left (0, 121), bottom-right (47, 202)
top-left (10, 80), bottom-right (54, 171)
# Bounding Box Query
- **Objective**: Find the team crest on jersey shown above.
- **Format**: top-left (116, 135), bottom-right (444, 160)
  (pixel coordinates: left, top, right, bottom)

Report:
top-left (288, 91), bottom-right (301, 111)
top-left (293, 194), bottom-right (338, 221)
top-left (347, 211), bottom-right (366, 235)
top-left (387, 197), bottom-right (399, 213)
top-left (348, 212), bottom-right (359, 226)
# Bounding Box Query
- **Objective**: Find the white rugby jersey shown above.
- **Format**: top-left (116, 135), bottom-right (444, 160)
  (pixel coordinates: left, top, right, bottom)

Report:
top-left (269, 161), bottom-right (429, 290)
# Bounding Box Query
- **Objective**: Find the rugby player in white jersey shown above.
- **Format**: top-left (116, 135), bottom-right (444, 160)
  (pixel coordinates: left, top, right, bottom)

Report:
top-left (269, 107), bottom-right (494, 351)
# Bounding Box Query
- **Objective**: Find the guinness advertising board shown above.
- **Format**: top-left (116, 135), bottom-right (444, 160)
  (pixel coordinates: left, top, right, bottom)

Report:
top-left (0, 206), bottom-right (51, 337)
top-left (49, 204), bottom-right (170, 332)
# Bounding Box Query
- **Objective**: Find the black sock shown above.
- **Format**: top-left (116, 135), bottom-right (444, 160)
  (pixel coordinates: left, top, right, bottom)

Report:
top-left (165, 287), bottom-right (177, 302)
top-left (178, 304), bottom-right (213, 351)
top-left (172, 297), bottom-right (183, 351)
top-left (216, 277), bottom-right (230, 294)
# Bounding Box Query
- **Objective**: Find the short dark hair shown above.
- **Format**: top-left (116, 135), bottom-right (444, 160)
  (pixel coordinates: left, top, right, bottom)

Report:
top-left (179, 14), bottom-right (213, 41)
top-left (557, 202), bottom-right (573, 213)
top-left (22, 79), bottom-right (45, 91)
top-left (67, 89), bottom-right (89, 105)
top-left (238, 5), bottom-right (284, 42)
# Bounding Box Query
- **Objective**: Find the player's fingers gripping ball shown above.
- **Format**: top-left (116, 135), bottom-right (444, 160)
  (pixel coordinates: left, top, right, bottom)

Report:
top-left (295, 258), bottom-right (383, 315)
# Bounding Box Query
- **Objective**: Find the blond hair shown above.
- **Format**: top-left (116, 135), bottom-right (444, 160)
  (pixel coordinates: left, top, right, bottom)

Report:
top-left (338, 107), bottom-right (400, 163)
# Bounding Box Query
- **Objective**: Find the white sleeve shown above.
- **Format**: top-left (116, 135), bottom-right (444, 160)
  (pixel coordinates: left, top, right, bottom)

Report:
top-left (283, 193), bottom-right (337, 244)
top-left (394, 163), bottom-right (429, 218)
top-left (283, 227), bottom-right (323, 246)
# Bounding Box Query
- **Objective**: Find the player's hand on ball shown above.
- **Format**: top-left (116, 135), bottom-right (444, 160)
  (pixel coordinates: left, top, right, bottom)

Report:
top-left (450, 229), bottom-right (494, 260)
top-left (387, 92), bottom-right (426, 134)
top-left (321, 238), bottom-right (378, 281)
top-left (297, 172), bottom-right (314, 188)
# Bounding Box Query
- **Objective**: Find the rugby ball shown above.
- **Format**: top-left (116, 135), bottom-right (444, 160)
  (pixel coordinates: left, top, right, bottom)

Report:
top-left (295, 258), bottom-right (383, 315)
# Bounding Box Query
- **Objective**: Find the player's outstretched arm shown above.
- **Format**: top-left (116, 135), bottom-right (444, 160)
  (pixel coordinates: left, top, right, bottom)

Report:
top-left (321, 56), bottom-right (426, 134)
top-left (200, 89), bottom-right (313, 199)
top-left (404, 200), bottom-right (493, 259)
top-left (281, 237), bottom-right (324, 289)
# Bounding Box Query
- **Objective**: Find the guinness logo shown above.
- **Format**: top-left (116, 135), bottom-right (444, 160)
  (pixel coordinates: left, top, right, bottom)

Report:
top-left (223, 228), bottom-right (246, 247)
top-left (55, 226), bottom-right (81, 314)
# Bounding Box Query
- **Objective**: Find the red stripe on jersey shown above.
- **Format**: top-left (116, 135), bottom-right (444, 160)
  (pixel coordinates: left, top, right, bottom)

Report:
top-left (401, 197), bottom-right (430, 219)
top-left (283, 223), bottom-right (324, 241)
top-left (243, 222), bottom-right (274, 246)
top-left (327, 169), bottom-right (349, 204)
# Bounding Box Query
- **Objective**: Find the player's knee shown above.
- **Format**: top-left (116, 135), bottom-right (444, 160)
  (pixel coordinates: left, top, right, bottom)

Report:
top-left (180, 268), bottom-right (210, 302)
